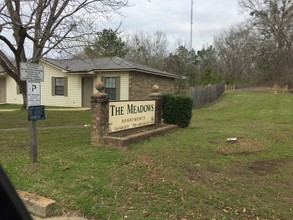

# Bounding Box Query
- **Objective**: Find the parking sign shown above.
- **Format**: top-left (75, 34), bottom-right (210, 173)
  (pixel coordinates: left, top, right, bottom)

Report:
top-left (27, 82), bottom-right (41, 107)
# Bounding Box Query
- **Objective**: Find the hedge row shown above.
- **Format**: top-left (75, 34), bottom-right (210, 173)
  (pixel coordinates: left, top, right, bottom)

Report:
top-left (162, 94), bottom-right (193, 128)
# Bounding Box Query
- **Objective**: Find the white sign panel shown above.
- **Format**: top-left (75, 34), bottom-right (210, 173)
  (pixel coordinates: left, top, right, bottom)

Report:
top-left (27, 82), bottom-right (41, 107)
top-left (20, 62), bottom-right (44, 82)
top-left (109, 100), bottom-right (156, 133)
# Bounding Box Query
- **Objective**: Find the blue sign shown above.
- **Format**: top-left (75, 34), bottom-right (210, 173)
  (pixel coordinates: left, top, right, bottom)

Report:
top-left (28, 105), bottom-right (45, 121)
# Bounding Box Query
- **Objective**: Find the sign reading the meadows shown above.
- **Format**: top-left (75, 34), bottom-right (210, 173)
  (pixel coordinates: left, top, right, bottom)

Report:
top-left (109, 100), bottom-right (156, 133)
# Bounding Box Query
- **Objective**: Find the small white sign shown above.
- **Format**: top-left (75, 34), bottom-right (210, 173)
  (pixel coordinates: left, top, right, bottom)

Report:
top-left (27, 82), bottom-right (41, 107)
top-left (20, 62), bottom-right (44, 82)
top-left (226, 138), bottom-right (238, 142)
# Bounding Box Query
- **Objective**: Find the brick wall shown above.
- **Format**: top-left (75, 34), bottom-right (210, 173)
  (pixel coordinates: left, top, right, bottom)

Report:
top-left (129, 71), bottom-right (175, 100)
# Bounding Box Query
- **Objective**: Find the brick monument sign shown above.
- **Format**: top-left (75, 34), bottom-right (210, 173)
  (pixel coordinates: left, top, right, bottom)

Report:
top-left (91, 82), bottom-right (177, 148)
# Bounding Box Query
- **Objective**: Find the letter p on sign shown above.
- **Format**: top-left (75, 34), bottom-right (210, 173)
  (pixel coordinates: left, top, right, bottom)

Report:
top-left (28, 82), bottom-right (40, 94)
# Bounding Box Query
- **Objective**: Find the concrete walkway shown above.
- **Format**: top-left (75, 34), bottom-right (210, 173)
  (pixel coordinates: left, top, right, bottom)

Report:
top-left (0, 108), bottom-right (90, 112)
top-left (0, 109), bottom-right (19, 111)
top-left (46, 108), bottom-right (90, 111)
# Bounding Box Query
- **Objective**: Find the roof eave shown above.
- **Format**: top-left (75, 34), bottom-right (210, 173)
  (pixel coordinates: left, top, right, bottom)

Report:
top-left (130, 68), bottom-right (180, 79)
top-left (40, 59), bottom-right (69, 72)
top-left (67, 68), bottom-right (179, 79)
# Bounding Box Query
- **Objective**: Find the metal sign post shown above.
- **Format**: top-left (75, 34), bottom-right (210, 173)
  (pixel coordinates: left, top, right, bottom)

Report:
top-left (20, 62), bottom-right (44, 163)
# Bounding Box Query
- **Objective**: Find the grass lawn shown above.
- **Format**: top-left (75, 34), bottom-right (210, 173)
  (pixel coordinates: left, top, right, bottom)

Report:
top-left (0, 92), bottom-right (293, 219)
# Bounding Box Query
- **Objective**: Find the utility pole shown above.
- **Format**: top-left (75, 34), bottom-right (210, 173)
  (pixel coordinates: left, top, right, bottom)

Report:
top-left (190, 0), bottom-right (194, 50)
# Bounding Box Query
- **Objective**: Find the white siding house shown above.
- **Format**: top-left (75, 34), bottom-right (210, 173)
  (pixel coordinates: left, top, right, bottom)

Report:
top-left (5, 75), bottom-right (23, 104)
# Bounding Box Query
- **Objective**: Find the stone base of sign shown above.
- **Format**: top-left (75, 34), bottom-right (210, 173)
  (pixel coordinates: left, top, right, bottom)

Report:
top-left (91, 124), bottom-right (178, 148)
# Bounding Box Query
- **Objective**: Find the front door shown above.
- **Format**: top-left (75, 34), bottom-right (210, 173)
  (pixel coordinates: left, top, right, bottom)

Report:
top-left (82, 77), bottom-right (93, 107)
top-left (0, 78), bottom-right (6, 103)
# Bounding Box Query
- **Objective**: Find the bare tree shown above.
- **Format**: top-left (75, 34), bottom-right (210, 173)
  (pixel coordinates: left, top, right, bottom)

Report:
top-left (238, 0), bottom-right (293, 86)
top-left (125, 31), bottom-right (169, 69)
top-left (214, 24), bottom-right (258, 85)
top-left (0, 0), bottom-right (128, 108)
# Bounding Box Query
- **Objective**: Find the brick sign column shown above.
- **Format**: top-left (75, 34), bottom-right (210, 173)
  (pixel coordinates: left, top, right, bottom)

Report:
top-left (149, 85), bottom-right (162, 125)
top-left (91, 82), bottom-right (109, 145)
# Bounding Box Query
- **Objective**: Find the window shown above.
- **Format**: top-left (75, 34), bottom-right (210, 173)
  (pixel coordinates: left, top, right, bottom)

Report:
top-left (101, 76), bottom-right (120, 100)
top-left (55, 78), bottom-right (64, 95)
top-left (105, 77), bottom-right (116, 100)
top-left (52, 77), bottom-right (68, 96)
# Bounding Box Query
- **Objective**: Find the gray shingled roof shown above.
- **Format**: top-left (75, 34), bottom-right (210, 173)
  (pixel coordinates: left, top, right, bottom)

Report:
top-left (42, 57), bottom-right (180, 79)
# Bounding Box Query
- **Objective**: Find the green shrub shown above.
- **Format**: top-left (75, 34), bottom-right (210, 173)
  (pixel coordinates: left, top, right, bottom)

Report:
top-left (162, 93), bottom-right (193, 128)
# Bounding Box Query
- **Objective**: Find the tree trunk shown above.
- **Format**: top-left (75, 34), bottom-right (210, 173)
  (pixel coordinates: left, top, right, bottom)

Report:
top-left (19, 80), bottom-right (27, 109)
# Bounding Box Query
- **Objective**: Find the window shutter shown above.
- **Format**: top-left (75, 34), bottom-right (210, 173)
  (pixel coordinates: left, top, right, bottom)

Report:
top-left (64, 76), bottom-right (68, 97)
top-left (115, 76), bottom-right (120, 100)
top-left (51, 77), bottom-right (55, 96)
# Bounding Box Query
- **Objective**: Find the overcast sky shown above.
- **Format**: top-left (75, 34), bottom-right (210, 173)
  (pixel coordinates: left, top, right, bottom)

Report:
top-left (106, 0), bottom-right (246, 51)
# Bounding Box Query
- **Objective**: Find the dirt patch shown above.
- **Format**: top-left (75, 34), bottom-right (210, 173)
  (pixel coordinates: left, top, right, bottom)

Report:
top-left (217, 138), bottom-right (264, 156)
top-left (184, 164), bottom-right (201, 182)
top-left (247, 159), bottom-right (290, 176)
top-left (184, 164), bottom-right (222, 183)
top-left (228, 157), bottom-right (293, 178)
top-left (185, 154), bottom-right (291, 187)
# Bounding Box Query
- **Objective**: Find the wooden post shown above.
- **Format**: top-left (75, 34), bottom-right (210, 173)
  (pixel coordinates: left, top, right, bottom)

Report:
top-left (29, 120), bottom-right (37, 163)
